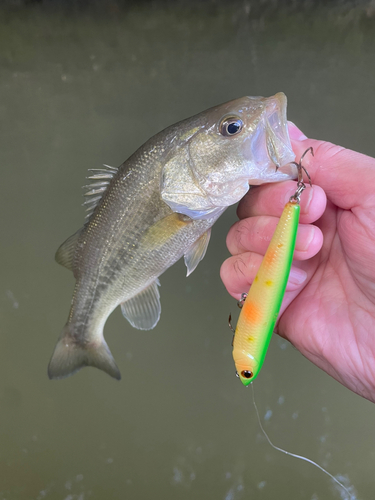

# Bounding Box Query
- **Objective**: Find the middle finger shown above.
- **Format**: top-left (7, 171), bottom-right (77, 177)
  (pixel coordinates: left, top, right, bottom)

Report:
top-left (226, 215), bottom-right (323, 260)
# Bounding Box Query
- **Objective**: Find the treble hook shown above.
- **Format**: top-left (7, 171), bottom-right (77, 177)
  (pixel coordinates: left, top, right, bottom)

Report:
top-left (228, 292), bottom-right (248, 345)
top-left (295, 147), bottom-right (313, 185)
top-left (289, 147), bottom-right (313, 203)
top-left (228, 313), bottom-right (235, 333)
top-left (228, 313), bottom-right (235, 346)
top-left (237, 292), bottom-right (248, 309)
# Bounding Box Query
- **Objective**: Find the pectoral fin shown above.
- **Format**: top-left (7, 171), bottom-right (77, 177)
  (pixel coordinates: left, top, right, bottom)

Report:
top-left (184, 229), bottom-right (211, 276)
top-left (121, 280), bottom-right (161, 330)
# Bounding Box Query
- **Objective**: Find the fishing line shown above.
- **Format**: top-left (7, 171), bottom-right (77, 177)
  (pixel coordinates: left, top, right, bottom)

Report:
top-left (251, 383), bottom-right (355, 500)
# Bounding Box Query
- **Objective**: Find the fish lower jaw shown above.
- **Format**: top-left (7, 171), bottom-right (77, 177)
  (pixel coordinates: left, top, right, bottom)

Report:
top-left (247, 166), bottom-right (297, 185)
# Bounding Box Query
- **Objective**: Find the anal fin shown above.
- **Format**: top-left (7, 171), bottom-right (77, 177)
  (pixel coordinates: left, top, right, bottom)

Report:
top-left (121, 280), bottom-right (161, 330)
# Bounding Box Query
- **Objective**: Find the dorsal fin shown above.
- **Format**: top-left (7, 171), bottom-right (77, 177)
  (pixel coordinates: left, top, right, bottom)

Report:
top-left (82, 164), bottom-right (118, 221)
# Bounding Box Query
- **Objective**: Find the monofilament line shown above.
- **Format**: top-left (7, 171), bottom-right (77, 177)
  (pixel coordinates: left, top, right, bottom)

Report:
top-left (251, 384), bottom-right (355, 500)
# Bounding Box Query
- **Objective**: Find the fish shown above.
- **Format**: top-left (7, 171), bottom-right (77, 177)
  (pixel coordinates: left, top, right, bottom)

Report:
top-left (48, 92), bottom-right (297, 381)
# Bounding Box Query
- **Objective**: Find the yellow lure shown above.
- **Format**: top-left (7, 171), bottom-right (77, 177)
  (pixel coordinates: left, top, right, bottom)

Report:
top-left (232, 200), bottom-right (300, 386)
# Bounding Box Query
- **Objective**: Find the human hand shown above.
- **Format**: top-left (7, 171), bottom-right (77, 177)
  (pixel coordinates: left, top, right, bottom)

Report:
top-left (221, 123), bottom-right (375, 402)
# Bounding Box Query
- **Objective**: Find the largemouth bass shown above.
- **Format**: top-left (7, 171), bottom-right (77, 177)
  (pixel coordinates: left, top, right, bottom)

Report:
top-left (48, 92), bottom-right (297, 380)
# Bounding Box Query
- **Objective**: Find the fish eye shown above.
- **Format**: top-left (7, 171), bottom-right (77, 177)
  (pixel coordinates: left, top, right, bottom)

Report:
top-left (241, 370), bottom-right (253, 379)
top-left (220, 117), bottom-right (243, 137)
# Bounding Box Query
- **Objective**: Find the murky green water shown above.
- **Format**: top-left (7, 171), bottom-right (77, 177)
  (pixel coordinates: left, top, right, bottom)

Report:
top-left (1, 1), bottom-right (375, 499)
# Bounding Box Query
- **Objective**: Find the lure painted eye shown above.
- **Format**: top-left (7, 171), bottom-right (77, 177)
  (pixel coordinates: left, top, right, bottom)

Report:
top-left (241, 370), bottom-right (253, 379)
top-left (220, 117), bottom-right (243, 137)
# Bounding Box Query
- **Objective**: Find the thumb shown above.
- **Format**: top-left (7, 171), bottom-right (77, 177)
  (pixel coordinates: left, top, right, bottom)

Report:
top-left (288, 122), bottom-right (375, 210)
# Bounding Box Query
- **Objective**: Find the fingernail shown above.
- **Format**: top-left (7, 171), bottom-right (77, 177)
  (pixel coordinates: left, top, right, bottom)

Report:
top-left (288, 121), bottom-right (308, 141)
top-left (297, 226), bottom-right (315, 252)
top-left (301, 186), bottom-right (314, 215)
top-left (289, 266), bottom-right (307, 285)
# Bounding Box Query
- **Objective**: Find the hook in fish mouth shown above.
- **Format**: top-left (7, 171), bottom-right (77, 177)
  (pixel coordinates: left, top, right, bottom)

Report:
top-left (266, 133), bottom-right (282, 172)
top-left (264, 92), bottom-right (295, 172)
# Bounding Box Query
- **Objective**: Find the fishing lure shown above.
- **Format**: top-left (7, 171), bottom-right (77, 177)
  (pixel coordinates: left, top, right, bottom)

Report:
top-left (231, 148), bottom-right (313, 386)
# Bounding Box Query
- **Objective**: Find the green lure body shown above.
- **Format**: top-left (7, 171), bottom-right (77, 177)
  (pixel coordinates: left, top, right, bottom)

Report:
top-left (232, 201), bottom-right (300, 386)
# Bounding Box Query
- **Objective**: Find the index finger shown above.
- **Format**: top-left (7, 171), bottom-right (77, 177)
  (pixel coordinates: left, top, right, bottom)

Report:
top-left (237, 181), bottom-right (327, 224)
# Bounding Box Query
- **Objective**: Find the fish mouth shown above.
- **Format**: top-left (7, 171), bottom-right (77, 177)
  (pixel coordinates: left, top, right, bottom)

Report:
top-left (264, 92), bottom-right (294, 169)
top-left (244, 92), bottom-right (297, 184)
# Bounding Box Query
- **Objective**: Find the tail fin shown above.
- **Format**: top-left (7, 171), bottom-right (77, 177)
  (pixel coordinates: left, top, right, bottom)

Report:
top-left (48, 325), bottom-right (121, 380)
